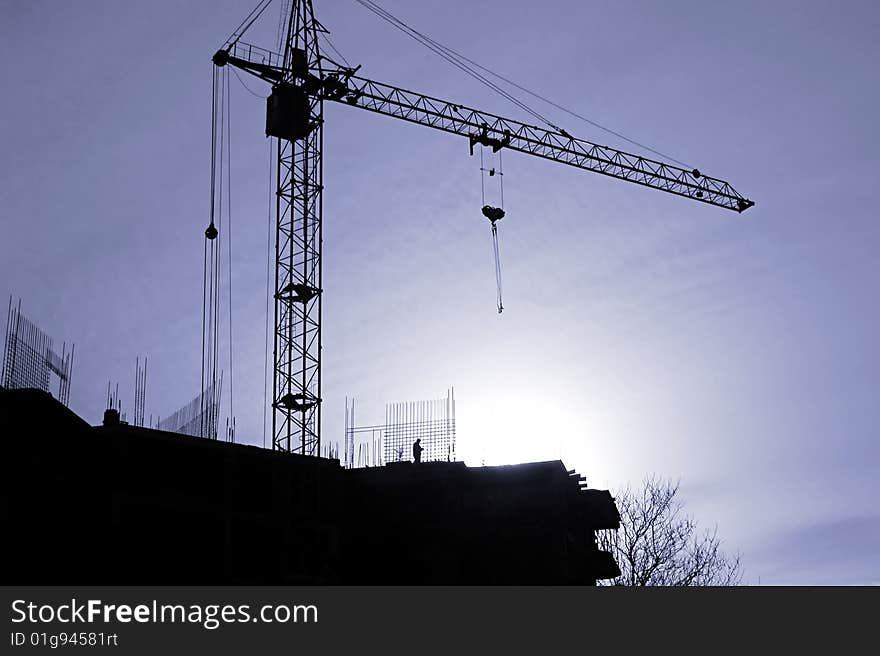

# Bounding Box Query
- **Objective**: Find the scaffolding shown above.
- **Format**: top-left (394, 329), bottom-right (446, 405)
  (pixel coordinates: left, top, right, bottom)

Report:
top-left (133, 356), bottom-right (147, 427)
top-left (344, 389), bottom-right (456, 468)
top-left (158, 374), bottom-right (222, 439)
top-left (2, 297), bottom-right (74, 406)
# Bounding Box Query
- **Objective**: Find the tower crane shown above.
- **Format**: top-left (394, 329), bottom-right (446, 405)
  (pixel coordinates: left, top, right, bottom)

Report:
top-left (211, 0), bottom-right (754, 457)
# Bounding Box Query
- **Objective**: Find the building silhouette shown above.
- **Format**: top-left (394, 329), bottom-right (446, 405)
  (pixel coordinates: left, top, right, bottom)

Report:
top-left (0, 388), bottom-right (620, 584)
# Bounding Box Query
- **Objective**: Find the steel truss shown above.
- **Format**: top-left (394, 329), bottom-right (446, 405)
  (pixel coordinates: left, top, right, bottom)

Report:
top-left (221, 39), bottom-right (753, 214)
top-left (272, 1), bottom-right (323, 455)
top-left (214, 1), bottom-right (754, 456)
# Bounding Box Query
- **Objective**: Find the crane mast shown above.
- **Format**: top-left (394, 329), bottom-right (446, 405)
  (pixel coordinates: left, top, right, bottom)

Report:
top-left (245, 0), bottom-right (324, 456)
top-left (212, 0), bottom-right (754, 456)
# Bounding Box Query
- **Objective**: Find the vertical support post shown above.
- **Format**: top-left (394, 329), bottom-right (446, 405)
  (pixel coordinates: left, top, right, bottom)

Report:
top-left (272, 1), bottom-right (323, 456)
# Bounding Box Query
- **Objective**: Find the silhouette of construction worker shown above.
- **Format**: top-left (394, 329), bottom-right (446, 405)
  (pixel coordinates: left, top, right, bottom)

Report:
top-left (413, 439), bottom-right (423, 464)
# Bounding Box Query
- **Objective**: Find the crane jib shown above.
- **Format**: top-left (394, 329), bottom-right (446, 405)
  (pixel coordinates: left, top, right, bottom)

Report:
top-left (212, 3), bottom-right (755, 458)
top-left (216, 43), bottom-right (753, 213)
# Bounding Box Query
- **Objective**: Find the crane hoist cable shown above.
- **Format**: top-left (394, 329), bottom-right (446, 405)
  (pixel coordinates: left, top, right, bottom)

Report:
top-left (352, 0), bottom-right (692, 167)
top-left (202, 64), bottom-right (236, 439)
top-left (224, 0), bottom-right (273, 49)
top-left (202, 64), bottom-right (223, 439)
top-left (202, 65), bottom-right (218, 434)
top-left (276, 0), bottom-right (293, 53)
top-left (480, 146), bottom-right (505, 314)
top-left (262, 138), bottom-right (274, 450)
top-left (231, 66), bottom-right (267, 99)
top-left (225, 62), bottom-right (235, 441)
top-left (353, 0), bottom-right (556, 131)
top-left (321, 32), bottom-right (352, 68)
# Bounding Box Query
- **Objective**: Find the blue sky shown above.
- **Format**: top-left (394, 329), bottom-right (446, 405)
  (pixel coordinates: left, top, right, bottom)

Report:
top-left (2, 0), bottom-right (878, 584)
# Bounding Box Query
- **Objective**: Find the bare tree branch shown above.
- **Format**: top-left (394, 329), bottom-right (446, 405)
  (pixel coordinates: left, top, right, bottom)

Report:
top-left (598, 476), bottom-right (742, 586)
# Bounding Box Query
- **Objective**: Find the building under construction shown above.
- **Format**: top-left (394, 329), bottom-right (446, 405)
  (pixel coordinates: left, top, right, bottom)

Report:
top-left (0, 387), bottom-right (620, 584)
top-left (0, 0), bottom-right (761, 588)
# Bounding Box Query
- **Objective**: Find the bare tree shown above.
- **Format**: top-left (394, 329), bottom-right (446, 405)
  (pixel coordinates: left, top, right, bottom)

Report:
top-left (599, 476), bottom-right (742, 586)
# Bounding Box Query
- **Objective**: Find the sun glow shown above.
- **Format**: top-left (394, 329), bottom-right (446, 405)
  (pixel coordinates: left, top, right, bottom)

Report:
top-left (454, 374), bottom-right (620, 487)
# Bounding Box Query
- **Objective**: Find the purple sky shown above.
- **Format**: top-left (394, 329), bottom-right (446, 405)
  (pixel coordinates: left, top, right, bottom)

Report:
top-left (2, 0), bottom-right (878, 584)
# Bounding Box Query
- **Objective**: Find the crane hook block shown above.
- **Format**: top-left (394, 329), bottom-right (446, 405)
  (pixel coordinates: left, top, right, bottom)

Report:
top-left (266, 85), bottom-right (314, 141)
top-left (482, 205), bottom-right (505, 223)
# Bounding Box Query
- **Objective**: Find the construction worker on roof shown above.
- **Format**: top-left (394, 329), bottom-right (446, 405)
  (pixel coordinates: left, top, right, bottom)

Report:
top-left (413, 439), bottom-right (423, 464)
